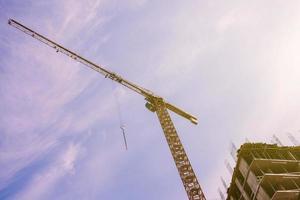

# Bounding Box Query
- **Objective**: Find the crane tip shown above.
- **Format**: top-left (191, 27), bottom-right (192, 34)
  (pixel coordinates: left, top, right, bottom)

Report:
top-left (8, 18), bottom-right (15, 25)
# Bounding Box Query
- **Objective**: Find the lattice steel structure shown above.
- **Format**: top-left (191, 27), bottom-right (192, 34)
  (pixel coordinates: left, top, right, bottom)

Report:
top-left (154, 98), bottom-right (205, 199)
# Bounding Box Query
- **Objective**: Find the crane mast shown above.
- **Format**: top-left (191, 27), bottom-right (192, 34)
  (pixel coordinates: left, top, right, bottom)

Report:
top-left (8, 19), bottom-right (206, 200)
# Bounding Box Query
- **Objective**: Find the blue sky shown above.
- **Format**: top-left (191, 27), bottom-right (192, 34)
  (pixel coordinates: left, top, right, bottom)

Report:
top-left (1, 0), bottom-right (300, 199)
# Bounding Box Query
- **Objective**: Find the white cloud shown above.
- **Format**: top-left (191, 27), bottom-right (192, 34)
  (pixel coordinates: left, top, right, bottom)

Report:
top-left (13, 143), bottom-right (81, 200)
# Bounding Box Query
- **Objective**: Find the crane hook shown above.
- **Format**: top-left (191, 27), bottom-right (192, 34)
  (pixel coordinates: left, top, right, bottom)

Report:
top-left (120, 125), bottom-right (128, 150)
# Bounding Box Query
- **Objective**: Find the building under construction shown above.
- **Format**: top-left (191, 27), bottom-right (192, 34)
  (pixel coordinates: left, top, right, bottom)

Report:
top-left (226, 143), bottom-right (300, 200)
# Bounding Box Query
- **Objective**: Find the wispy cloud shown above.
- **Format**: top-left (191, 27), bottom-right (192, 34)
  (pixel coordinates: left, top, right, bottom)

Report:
top-left (13, 142), bottom-right (81, 200)
top-left (0, 0), bottom-right (115, 196)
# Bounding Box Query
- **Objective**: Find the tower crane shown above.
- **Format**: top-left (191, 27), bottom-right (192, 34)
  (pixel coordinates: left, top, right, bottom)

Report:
top-left (8, 19), bottom-right (206, 200)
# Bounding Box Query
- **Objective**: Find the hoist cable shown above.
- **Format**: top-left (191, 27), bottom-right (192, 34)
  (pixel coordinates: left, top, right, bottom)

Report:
top-left (111, 81), bottom-right (128, 150)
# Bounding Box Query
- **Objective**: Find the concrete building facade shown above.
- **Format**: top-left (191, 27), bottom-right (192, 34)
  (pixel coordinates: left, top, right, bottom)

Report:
top-left (226, 143), bottom-right (300, 200)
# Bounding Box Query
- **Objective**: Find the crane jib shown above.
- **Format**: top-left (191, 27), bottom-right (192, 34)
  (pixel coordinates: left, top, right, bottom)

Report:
top-left (8, 19), bottom-right (197, 125)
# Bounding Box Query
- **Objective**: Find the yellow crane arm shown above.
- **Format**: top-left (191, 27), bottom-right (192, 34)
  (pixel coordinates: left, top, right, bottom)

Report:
top-left (8, 19), bottom-right (197, 125)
